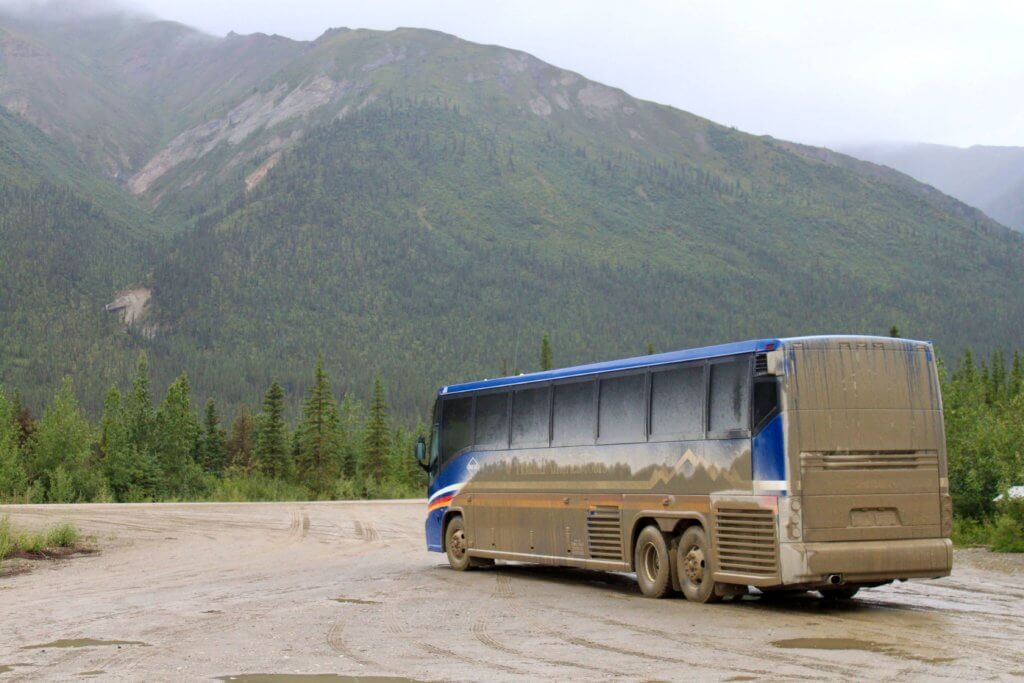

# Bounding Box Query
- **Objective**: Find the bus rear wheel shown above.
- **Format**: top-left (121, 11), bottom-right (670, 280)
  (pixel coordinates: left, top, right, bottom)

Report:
top-left (634, 525), bottom-right (673, 598)
top-left (677, 526), bottom-right (721, 603)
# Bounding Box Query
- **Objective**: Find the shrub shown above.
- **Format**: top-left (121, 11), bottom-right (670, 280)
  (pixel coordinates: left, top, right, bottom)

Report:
top-left (0, 516), bottom-right (12, 562)
top-left (990, 515), bottom-right (1024, 553)
top-left (46, 522), bottom-right (79, 548)
top-left (952, 517), bottom-right (990, 548)
top-left (16, 530), bottom-right (45, 554)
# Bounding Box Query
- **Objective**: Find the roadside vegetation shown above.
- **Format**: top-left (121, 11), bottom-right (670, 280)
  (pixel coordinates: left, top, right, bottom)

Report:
top-left (0, 515), bottom-right (81, 570)
top-left (944, 349), bottom-right (1024, 552)
top-left (0, 353), bottom-right (424, 505)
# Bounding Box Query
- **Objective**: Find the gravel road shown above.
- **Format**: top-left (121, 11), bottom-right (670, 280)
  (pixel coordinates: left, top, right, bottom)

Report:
top-left (1, 502), bottom-right (1022, 681)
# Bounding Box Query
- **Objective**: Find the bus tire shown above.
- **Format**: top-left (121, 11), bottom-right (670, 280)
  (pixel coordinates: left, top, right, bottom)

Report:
top-left (634, 525), bottom-right (673, 598)
top-left (677, 526), bottom-right (721, 603)
top-left (444, 516), bottom-right (473, 571)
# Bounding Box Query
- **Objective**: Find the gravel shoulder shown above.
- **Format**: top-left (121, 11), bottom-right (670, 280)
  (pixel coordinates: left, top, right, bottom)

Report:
top-left (1, 502), bottom-right (1022, 681)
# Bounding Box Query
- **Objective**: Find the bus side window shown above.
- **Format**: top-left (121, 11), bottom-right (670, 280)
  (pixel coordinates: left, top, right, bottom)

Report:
top-left (650, 365), bottom-right (704, 438)
top-left (752, 378), bottom-right (780, 432)
top-left (474, 392), bottom-right (510, 448)
top-left (441, 397), bottom-right (473, 465)
top-left (708, 357), bottom-right (751, 436)
top-left (512, 387), bottom-right (550, 447)
top-left (552, 380), bottom-right (596, 446)
top-left (599, 374), bottom-right (645, 443)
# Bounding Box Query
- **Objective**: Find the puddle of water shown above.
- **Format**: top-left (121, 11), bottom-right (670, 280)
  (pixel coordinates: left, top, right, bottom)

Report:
top-left (203, 610), bottom-right (224, 614)
top-left (724, 677), bottom-right (758, 682)
top-left (0, 666), bottom-right (12, 675)
top-left (22, 639), bottom-right (149, 650)
top-left (772, 638), bottom-right (891, 653)
top-left (330, 598), bottom-right (379, 605)
top-left (771, 638), bottom-right (955, 665)
top-left (217, 676), bottom-right (421, 683)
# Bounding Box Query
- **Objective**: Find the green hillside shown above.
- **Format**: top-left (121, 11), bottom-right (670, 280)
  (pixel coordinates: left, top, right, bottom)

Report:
top-left (1, 13), bottom-right (1023, 418)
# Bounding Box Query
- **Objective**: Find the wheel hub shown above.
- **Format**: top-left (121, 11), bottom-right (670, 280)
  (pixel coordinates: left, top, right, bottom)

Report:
top-left (449, 529), bottom-right (466, 559)
top-left (683, 545), bottom-right (705, 584)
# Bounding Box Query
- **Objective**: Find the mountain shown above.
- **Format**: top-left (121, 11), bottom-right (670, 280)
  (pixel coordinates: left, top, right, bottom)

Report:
top-left (2, 11), bottom-right (1024, 416)
top-left (841, 142), bottom-right (1024, 232)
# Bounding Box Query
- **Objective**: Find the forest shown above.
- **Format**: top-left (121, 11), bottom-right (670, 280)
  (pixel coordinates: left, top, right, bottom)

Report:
top-left (0, 342), bottom-right (1020, 551)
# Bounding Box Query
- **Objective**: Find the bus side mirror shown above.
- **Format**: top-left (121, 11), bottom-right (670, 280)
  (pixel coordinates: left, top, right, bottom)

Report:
top-left (414, 437), bottom-right (429, 471)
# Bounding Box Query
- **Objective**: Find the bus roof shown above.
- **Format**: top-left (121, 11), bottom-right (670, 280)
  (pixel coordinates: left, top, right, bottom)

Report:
top-left (439, 335), bottom-right (932, 396)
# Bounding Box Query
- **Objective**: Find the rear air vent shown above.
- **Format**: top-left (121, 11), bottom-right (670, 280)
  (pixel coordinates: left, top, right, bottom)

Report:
top-left (587, 506), bottom-right (623, 561)
top-left (715, 508), bottom-right (778, 577)
top-left (802, 451), bottom-right (939, 472)
top-left (754, 353), bottom-right (769, 376)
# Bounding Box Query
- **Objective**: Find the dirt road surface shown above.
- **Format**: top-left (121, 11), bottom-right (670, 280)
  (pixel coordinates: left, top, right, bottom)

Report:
top-left (1, 502), bottom-right (1022, 681)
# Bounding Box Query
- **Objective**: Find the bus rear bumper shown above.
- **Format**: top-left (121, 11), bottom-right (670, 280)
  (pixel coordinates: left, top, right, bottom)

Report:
top-left (779, 538), bottom-right (953, 587)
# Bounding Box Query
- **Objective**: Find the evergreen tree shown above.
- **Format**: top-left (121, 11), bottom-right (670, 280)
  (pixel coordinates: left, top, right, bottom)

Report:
top-left (296, 357), bottom-right (342, 496)
top-left (0, 387), bottom-right (27, 500)
top-left (154, 374), bottom-right (203, 497)
top-left (338, 393), bottom-right (363, 479)
top-left (362, 377), bottom-right (390, 486)
top-left (11, 390), bottom-right (35, 450)
top-left (200, 398), bottom-right (228, 476)
top-left (124, 352), bottom-right (156, 458)
top-left (255, 381), bottom-right (290, 478)
top-left (227, 406), bottom-right (256, 471)
top-left (540, 333), bottom-right (554, 371)
top-left (98, 385), bottom-right (156, 502)
top-left (1010, 351), bottom-right (1024, 399)
top-left (646, 342), bottom-right (655, 355)
top-left (889, 325), bottom-right (900, 338)
top-left (29, 378), bottom-right (95, 502)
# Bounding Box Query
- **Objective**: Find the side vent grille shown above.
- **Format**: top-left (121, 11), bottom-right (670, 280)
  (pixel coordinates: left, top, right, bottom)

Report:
top-left (715, 508), bottom-right (777, 576)
top-left (754, 353), bottom-right (769, 376)
top-left (802, 451), bottom-right (939, 472)
top-left (587, 506), bottom-right (623, 561)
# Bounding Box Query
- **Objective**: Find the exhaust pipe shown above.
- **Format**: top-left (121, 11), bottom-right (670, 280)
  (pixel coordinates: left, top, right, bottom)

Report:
top-left (826, 573), bottom-right (844, 586)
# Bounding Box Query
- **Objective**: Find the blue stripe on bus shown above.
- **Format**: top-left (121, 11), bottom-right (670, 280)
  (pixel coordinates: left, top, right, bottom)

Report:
top-left (752, 413), bottom-right (785, 485)
top-left (425, 450), bottom-right (485, 551)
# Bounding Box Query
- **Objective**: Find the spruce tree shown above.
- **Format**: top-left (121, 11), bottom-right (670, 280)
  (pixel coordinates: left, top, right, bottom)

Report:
top-left (1010, 351), bottom-right (1023, 399)
top-left (362, 377), bottom-right (390, 486)
top-left (98, 385), bottom-right (156, 502)
top-left (30, 378), bottom-right (94, 502)
top-left (124, 352), bottom-right (156, 457)
top-left (338, 393), bottom-right (363, 479)
top-left (646, 342), bottom-right (655, 355)
top-left (889, 325), bottom-right (900, 338)
top-left (155, 374), bottom-right (202, 497)
top-left (540, 333), bottom-right (554, 371)
top-left (255, 381), bottom-right (289, 478)
top-left (0, 387), bottom-right (27, 500)
top-left (200, 398), bottom-right (227, 476)
top-left (296, 356), bottom-right (342, 495)
top-left (227, 406), bottom-right (255, 471)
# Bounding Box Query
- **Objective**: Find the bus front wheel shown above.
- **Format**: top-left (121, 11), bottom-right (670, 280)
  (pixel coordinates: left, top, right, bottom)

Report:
top-left (444, 516), bottom-right (473, 571)
top-left (677, 526), bottom-right (721, 603)
top-left (634, 525), bottom-right (673, 598)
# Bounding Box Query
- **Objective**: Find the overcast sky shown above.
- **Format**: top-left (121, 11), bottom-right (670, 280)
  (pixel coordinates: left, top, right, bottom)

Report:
top-left (11, 0), bottom-right (1024, 147)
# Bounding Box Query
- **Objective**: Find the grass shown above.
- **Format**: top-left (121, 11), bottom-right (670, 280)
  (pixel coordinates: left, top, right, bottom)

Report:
top-left (0, 515), bottom-right (82, 568)
top-left (952, 499), bottom-right (1024, 553)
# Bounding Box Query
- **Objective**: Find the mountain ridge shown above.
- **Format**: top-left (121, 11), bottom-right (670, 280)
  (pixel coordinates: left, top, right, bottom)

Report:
top-left (0, 12), bottom-right (1023, 416)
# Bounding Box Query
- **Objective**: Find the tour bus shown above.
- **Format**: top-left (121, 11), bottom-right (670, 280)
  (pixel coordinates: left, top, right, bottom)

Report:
top-left (413, 336), bottom-right (953, 602)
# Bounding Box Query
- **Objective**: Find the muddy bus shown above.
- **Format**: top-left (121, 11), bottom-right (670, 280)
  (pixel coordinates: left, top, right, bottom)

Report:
top-left (413, 336), bottom-right (953, 602)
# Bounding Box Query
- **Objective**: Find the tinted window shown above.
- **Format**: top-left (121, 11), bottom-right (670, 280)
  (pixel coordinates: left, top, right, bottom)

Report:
top-left (753, 378), bottom-right (779, 431)
top-left (511, 387), bottom-right (550, 446)
top-left (441, 397), bottom-right (472, 462)
top-left (650, 365), bottom-right (704, 436)
top-left (599, 374), bottom-right (646, 443)
top-left (709, 357), bottom-right (751, 434)
top-left (475, 393), bottom-right (509, 448)
top-left (552, 381), bottom-right (596, 446)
